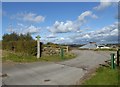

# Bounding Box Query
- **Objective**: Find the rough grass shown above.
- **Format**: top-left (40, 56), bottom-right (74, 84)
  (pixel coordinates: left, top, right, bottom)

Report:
top-left (83, 66), bottom-right (119, 85)
top-left (2, 50), bottom-right (76, 63)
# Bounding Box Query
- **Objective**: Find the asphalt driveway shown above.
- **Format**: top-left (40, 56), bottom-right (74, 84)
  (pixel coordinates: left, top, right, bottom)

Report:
top-left (2, 50), bottom-right (115, 85)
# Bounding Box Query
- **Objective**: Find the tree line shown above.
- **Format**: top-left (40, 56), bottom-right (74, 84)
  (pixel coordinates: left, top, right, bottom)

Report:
top-left (2, 32), bottom-right (33, 42)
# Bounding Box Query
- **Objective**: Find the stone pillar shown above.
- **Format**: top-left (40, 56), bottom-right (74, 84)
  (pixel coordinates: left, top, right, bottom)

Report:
top-left (66, 46), bottom-right (69, 53)
top-left (36, 35), bottom-right (41, 58)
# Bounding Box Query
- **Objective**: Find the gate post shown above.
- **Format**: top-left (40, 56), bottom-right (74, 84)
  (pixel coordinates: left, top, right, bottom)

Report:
top-left (66, 46), bottom-right (69, 53)
top-left (61, 48), bottom-right (64, 60)
top-left (117, 49), bottom-right (120, 66)
top-left (36, 35), bottom-right (41, 58)
top-left (111, 53), bottom-right (115, 69)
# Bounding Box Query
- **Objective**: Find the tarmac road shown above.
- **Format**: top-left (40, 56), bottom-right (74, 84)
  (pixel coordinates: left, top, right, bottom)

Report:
top-left (2, 50), bottom-right (115, 85)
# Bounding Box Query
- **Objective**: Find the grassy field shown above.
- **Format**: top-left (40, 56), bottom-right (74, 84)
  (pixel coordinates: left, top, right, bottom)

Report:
top-left (2, 50), bottom-right (76, 63)
top-left (83, 66), bottom-right (119, 85)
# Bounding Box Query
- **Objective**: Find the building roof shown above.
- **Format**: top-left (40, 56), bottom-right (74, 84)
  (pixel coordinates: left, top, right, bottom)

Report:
top-left (80, 43), bottom-right (97, 49)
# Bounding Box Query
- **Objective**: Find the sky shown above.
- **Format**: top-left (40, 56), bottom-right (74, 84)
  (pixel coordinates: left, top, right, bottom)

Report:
top-left (1, 1), bottom-right (118, 44)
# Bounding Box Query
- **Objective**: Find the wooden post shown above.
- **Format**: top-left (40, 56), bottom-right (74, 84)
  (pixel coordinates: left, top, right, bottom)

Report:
top-left (66, 46), bottom-right (69, 53)
top-left (111, 53), bottom-right (115, 69)
top-left (117, 49), bottom-right (120, 66)
top-left (61, 47), bottom-right (64, 60)
top-left (36, 35), bottom-right (41, 58)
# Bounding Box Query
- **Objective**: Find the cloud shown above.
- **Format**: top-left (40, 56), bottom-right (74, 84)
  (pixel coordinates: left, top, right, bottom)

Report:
top-left (83, 34), bottom-right (91, 39)
top-left (76, 30), bottom-right (83, 33)
top-left (48, 20), bottom-right (74, 33)
top-left (60, 37), bottom-right (65, 40)
top-left (48, 11), bottom-right (98, 33)
top-left (7, 23), bottom-right (41, 35)
top-left (43, 22), bottom-right (118, 44)
top-left (53, 37), bottom-right (73, 44)
top-left (23, 25), bottom-right (41, 34)
top-left (78, 11), bottom-right (98, 22)
top-left (47, 33), bottom-right (56, 38)
top-left (7, 24), bottom-right (16, 33)
top-left (17, 23), bottom-right (24, 27)
top-left (76, 22), bottom-right (118, 43)
top-left (11, 12), bottom-right (45, 23)
top-left (78, 11), bottom-right (92, 22)
top-left (93, 0), bottom-right (112, 10)
top-left (91, 14), bottom-right (98, 19)
top-left (69, 22), bottom-right (118, 44)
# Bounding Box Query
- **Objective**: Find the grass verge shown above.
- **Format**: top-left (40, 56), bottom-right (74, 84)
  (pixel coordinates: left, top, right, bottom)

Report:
top-left (94, 48), bottom-right (117, 51)
top-left (78, 48), bottom-right (117, 51)
top-left (83, 66), bottom-right (119, 85)
top-left (2, 50), bottom-right (76, 63)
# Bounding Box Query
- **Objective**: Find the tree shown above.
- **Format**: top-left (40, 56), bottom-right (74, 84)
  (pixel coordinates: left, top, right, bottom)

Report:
top-left (2, 32), bottom-right (36, 55)
top-left (2, 32), bottom-right (33, 42)
top-left (2, 32), bottom-right (19, 42)
top-left (25, 33), bottom-right (33, 41)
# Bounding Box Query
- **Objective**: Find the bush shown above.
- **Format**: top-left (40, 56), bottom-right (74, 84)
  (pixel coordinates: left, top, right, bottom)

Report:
top-left (2, 33), bottom-right (38, 56)
top-left (2, 40), bottom-right (37, 56)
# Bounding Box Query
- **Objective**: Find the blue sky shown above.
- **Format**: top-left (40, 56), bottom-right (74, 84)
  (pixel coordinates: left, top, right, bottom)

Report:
top-left (2, 2), bottom-right (118, 44)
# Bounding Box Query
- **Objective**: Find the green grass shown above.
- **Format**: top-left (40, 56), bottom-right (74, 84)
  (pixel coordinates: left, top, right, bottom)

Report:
top-left (94, 48), bottom-right (117, 51)
top-left (78, 48), bottom-right (117, 51)
top-left (2, 50), bottom-right (76, 63)
top-left (83, 66), bottom-right (119, 85)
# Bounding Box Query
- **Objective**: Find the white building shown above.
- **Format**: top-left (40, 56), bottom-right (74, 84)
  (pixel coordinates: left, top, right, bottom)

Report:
top-left (79, 42), bottom-right (110, 49)
top-left (96, 45), bottom-right (110, 49)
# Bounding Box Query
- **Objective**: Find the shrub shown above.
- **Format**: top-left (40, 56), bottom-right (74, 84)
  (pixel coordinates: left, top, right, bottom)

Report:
top-left (2, 33), bottom-right (37, 56)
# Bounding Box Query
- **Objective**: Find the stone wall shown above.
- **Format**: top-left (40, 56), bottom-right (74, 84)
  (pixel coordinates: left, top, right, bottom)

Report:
top-left (42, 46), bottom-right (68, 56)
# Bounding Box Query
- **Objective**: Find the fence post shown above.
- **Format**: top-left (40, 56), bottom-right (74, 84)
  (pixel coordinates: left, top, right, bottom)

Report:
top-left (66, 46), bottom-right (69, 53)
top-left (117, 49), bottom-right (120, 66)
top-left (111, 53), bottom-right (115, 69)
top-left (61, 48), bottom-right (64, 60)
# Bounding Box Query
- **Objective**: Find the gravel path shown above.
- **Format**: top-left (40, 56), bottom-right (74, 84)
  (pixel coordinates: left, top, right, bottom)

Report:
top-left (2, 50), bottom-right (115, 85)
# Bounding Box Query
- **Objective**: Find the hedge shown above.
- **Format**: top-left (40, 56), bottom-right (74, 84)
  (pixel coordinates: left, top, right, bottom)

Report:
top-left (2, 40), bottom-right (37, 56)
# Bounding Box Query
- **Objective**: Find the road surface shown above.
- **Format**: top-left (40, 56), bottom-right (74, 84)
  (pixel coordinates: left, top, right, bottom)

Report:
top-left (2, 50), bottom-right (115, 85)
